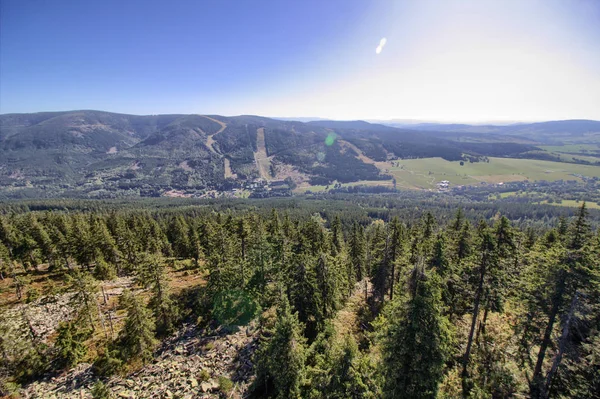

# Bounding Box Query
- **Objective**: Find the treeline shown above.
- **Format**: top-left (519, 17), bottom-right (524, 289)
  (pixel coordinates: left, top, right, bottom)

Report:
top-left (0, 204), bottom-right (599, 398)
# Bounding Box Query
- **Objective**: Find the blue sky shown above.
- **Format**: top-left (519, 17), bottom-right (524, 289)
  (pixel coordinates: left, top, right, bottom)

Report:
top-left (1, 0), bottom-right (599, 121)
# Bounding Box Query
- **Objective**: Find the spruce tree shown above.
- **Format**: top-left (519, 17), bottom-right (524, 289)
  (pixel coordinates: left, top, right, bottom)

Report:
top-left (118, 290), bottom-right (156, 363)
top-left (527, 203), bottom-right (599, 397)
top-left (462, 222), bottom-right (498, 391)
top-left (91, 380), bottom-right (113, 399)
top-left (0, 241), bottom-right (10, 280)
top-left (54, 321), bottom-right (89, 369)
top-left (254, 295), bottom-right (307, 399)
top-left (136, 253), bottom-right (178, 336)
top-left (381, 269), bottom-right (451, 399)
top-left (68, 270), bottom-right (100, 331)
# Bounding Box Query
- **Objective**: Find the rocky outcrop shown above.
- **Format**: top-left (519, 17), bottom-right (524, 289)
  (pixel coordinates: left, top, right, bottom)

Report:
top-left (21, 323), bottom-right (258, 398)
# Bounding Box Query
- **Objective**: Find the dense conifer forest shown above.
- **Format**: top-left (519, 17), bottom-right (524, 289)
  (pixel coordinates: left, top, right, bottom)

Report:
top-left (0, 197), bottom-right (598, 398)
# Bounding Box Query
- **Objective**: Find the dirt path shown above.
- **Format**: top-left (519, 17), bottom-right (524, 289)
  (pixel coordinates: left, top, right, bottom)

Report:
top-left (339, 140), bottom-right (377, 165)
top-left (254, 127), bottom-right (273, 180)
top-left (199, 116), bottom-right (236, 179)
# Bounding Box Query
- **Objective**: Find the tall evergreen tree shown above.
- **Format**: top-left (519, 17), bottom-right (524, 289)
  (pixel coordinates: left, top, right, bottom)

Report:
top-left (381, 269), bottom-right (451, 399)
top-left (54, 321), bottom-right (89, 369)
top-left (254, 296), bottom-right (307, 399)
top-left (68, 270), bottom-right (100, 331)
top-left (118, 290), bottom-right (156, 363)
top-left (526, 204), bottom-right (599, 397)
top-left (135, 253), bottom-right (178, 336)
top-left (462, 222), bottom-right (498, 392)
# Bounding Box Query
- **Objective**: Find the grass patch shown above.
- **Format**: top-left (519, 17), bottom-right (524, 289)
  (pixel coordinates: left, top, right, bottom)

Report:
top-left (218, 376), bottom-right (234, 394)
top-left (541, 200), bottom-right (600, 210)
top-left (383, 157), bottom-right (600, 189)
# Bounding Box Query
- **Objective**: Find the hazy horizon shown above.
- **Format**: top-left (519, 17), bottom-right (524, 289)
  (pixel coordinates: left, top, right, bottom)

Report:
top-left (3, 107), bottom-right (600, 126)
top-left (2, 0), bottom-right (599, 121)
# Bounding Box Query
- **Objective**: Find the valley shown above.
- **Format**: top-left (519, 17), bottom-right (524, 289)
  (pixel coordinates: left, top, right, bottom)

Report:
top-left (0, 111), bottom-right (599, 203)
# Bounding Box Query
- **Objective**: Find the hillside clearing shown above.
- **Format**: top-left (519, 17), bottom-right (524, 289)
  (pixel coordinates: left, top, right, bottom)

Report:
top-left (254, 127), bottom-right (272, 180)
top-left (339, 140), bottom-right (377, 165)
top-left (199, 116), bottom-right (237, 179)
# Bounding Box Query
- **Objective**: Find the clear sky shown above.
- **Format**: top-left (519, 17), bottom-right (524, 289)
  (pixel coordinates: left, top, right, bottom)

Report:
top-left (1, 0), bottom-right (599, 122)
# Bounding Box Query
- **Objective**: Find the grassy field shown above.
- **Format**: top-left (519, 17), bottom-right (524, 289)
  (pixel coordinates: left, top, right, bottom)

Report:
top-left (297, 157), bottom-right (600, 192)
top-left (538, 144), bottom-right (600, 163)
top-left (382, 157), bottom-right (600, 189)
top-left (295, 179), bottom-right (394, 193)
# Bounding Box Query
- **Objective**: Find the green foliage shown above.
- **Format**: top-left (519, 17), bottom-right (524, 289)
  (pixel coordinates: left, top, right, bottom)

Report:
top-left (117, 290), bottom-right (157, 363)
top-left (91, 380), bottom-right (113, 399)
top-left (67, 270), bottom-right (99, 330)
top-left (218, 375), bottom-right (234, 394)
top-left (135, 253), bottom-right (179, 336)
top-left (379, 270), bottom-right (452, 399)
top-left (253, 296), bottom-right (307, 399)
top-left (304, 328), bottom-right (380, 399)
top-left (54, 321), bottom-right (90, 369)
top-left (0, 198), bottom-right (598, 397)
top-left (25, 287), bottom-right (40, 303)
top-left (212, 289), bottom-right (261, 328)
top-left (92, 347), bottom-right (123, 377)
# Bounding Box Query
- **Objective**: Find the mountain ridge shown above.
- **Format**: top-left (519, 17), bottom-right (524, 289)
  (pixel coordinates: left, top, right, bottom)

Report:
top-left (1, 110), bottom-right (598, 199)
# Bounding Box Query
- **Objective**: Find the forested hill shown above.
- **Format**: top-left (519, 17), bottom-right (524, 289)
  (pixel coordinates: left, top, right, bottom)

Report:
top-left (0, 200), bottom-right (598, 397)
top-left (388, 119), bottom-right (600, 143)
top-left (1, 110), bottom-right (585, 199)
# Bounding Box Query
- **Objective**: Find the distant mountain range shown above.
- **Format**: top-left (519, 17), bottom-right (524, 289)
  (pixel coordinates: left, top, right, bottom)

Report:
top-left (1, 110), bottom-right (599, 198)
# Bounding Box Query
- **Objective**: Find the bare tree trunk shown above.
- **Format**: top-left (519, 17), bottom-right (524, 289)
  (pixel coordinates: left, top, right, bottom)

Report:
top-left (541, 292), bottom-right (578, 399)
top-left (476, 305), bottom-right (490, 344)
top-left (108, 311), bottom-right (115, 340)
top-left (97, 301), bottom-right (109, 340)
top-left (531, 274), bottom-right (565, 395)
top-left (389, 260), bottom-right (395, 301)
top-left (462, 261), bottom-right (487, 396)
top-left (365, 243), bottom-right (371, 304)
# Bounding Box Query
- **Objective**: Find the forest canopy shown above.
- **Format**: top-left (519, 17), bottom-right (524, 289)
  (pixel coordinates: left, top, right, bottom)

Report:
top-left (0, 197), bottom-right (598, 398)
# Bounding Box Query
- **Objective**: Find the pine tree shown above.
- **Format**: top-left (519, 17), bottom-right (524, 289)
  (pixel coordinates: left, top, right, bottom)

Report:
top-left (10, 261), bottom-right (26, 300)
top-left (315, 254), bottom-right (341, 321)
top-left (527, 203), bottom-right (599, 397)
top-left (70, 215), bottom-right (95, 270)
top-left (327, 336), bottom-right (379, 399)
top-left (93, 251), bottom-right (116, 281)
top-left (25, 213), bottom-right (54, 268)
top-left (0, 241), bottom-right (10, 280)
top-left (205, 219), bottom-right (240, 295)
top-left (136, 253), bottom-right (178, 336)
top-left (68, 270), bottom-right (100, 331)
top-left (455, 221), bottom-right (472, 261)
top-left (462, 222), bottom-right (498, 392)
top-left (168, 216), bottom-right (192, 259)
top-left (54, 321), bottom-right (89, 369)
top-left (451, 208), bottom-right (465, 232)
top-left (381, 269), bottom-right (451, 399)
top-left (387, 217), bottom-right (404, 301)
top-left (349, 222), bottom-right (366, 281)
top-left (289, 254), bottom-right (323, 339)
top-left (118, 290), bottom-right (156, 363)
top-left (254, 295), bottom-right (307, 399)
top-left (89, 215), bottom-right (121, 269)
top-left (91, 380), bottom-right (113, 399)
